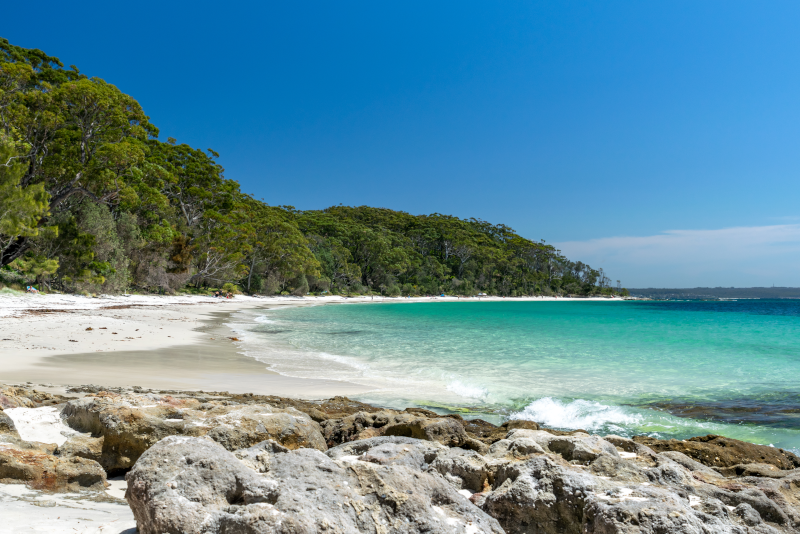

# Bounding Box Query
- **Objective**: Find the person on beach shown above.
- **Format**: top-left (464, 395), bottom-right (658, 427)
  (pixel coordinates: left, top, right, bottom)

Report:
top-left (26, 286), bottom-right (39, 293)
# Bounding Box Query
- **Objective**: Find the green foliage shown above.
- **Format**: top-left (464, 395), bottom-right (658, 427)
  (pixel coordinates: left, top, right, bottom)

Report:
top-left (0, 39), bottom-right (622, 297)
top-left (0, 133), bottom-right (50, 265)
top-left (221, 282), bottom-right (240, 294)
top-left (9, 253), bottom-right (58, 288)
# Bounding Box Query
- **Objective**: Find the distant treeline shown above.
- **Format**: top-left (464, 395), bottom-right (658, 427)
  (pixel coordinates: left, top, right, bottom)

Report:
top-left (0, 38), bottom-right (623, 297)
top-left (629, 287), bottom-right (800, 299)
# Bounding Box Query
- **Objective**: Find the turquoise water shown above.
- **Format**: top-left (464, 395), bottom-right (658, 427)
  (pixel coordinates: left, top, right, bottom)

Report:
top-left (230, 300), bottom-right (800, 452)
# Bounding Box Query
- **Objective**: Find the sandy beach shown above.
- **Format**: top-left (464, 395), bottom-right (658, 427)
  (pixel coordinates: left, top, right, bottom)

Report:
top-left (0, 292), bottom-right (621, 396)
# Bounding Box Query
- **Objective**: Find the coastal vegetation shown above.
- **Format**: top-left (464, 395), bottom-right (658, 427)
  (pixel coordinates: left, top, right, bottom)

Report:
top-left (0, 38), bottom-right (625, 297)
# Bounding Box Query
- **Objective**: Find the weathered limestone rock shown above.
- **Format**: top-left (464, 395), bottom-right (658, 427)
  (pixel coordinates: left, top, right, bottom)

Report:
top-left (62, 392), bottom-right (326, 474)
top-left (0, 385), bottom-right (70, 408)
top-left (505, 428), bottom-right (620, 463)
top-left (328, 436), bottom-right (492, 493)
top-left (55, 434), bottom-right (104, 463)
top-left (326, 436), bottom-right (443, 471)
top-left (233, 439), bottom-right (290, 473)
top-left (472, 429), bottom-right (800, 533)
top-left (0, 442), bottom-right (106, 491)
top-left (382, 415), bottom-right (489, 454)
top-left (428, 447), bottom-right (492, 492)
top-left (634, 434), bottom-right (800, 470)
top-left (0, 407), bottom-right (18, 437)
top-left (320, 410), bottom-right (416, 445)
top-left (126, 435), bottom-right (504, 534)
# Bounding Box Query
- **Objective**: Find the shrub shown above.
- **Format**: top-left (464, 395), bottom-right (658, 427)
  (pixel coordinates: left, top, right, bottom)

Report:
top-left (291, 274), bottom-right (309, 296)
top-left (222, 282), bottom-right (241, 294)
top-left (349, 282), bottom-right (366, 294)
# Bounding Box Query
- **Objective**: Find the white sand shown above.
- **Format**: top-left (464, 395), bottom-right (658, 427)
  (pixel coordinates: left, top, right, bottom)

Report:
top-left (0, 483), bottom-right (136, 533)
top-left (3, 407), bottom-right (81, 446)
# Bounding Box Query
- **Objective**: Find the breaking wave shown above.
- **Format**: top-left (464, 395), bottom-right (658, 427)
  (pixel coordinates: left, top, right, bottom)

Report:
top-left (511, 397), bottom-right (641, 431)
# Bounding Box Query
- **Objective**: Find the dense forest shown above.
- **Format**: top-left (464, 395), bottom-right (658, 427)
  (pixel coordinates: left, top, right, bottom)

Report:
top-left (0, 38), bottom-right (625, 298)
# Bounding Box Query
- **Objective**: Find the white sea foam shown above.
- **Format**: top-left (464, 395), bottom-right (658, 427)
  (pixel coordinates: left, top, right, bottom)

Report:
top-left (253, 315), bottom-right (277, 324)
top-left (446, 380), bottom-right (488, 400)
top-left (315, 351), bottom-right (371, 372)
top-left (511, 397), bottom-right (640, 431)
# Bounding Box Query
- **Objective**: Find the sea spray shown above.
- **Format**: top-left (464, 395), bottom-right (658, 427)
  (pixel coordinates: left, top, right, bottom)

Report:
top-left (510, 397), bottom-right (641, 432)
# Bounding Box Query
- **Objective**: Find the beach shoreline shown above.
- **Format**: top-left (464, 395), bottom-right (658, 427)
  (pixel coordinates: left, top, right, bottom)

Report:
top-left (0, 292), bottom-right (625, 396)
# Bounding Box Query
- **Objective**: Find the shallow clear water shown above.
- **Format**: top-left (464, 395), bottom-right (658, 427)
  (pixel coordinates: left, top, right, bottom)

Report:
top-left (229, 300), bottom-right (800, 452)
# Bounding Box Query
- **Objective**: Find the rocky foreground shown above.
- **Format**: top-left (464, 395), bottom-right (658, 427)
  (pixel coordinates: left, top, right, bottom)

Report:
top-left (1, 385), bottom-right (799, 533)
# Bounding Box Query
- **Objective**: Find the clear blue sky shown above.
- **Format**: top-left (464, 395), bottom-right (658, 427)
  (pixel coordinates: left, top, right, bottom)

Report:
top-left (4, 1), bottom-right (800, 287)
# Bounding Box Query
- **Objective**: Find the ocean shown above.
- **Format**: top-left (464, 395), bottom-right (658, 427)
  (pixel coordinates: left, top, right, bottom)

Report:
top-left (228, 299), bottom-right (800, 453)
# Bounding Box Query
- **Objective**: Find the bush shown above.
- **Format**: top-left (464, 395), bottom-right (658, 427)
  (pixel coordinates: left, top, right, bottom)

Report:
top-left (387, 284), bottom-right (401, 297)
top-left (259, 274), bottom-right (280, 295)
top-left (291, 274), bottom-right (309, 296)
top-left (222, 282), bottom-right (241, 294)
top-left (349, 282), bottom-right (366, 294)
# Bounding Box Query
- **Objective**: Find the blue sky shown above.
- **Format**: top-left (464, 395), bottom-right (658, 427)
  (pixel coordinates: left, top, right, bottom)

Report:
top-left (3, 1), bottom-right (800, 287)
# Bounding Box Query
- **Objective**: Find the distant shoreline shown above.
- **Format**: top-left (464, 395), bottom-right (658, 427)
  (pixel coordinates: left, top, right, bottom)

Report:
top-left (629, 287), bottom-right (800, 299)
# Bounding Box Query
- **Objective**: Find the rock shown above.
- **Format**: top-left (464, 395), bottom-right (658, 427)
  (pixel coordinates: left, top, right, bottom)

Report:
top-left (583, 486), bottom-right (750, 534)
top-left (384, 416), bottom-right (470, 447)
top-left (481, 453), bottom-right (765, 534)
top-left (126, 435), bottom-right (504, 534)
top-left (55, 435), bottom-right (103, 463)
top-left (204, 405), bottom-right (327, 451)
top-left (658, 450), bottom-right (722, 477)
top-left (486, 437), bottom-right (546, 461)
top-left (326, 436), bottom-right (443, 471)
top-left (716, 463), bottom-right (800, 479)
top-left (0, 443), bottom-right (106, 491)
top-left (233, 439), bottom-right (289, 473)
top-left (633, 434), bottom-right (800, 470)
top-left (482, 454), bottom-right (598, 533)
top-left (320, 410), bottom-right (415, 445)
top-left (505, 429), bottom-right (620, 463)
top-left (0, 407), bottom-right (18, 437)
top-left (734, 502), bottom-right (763, 526)
top-left (62, 392), bottom-right (326, 474)
top-left (0, 385), bottom-right (73, 408)
top-left (427, 447), bottom-right (492, 492)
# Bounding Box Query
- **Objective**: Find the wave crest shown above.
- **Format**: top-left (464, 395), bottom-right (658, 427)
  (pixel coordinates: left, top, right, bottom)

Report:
top-left (511, 397), bottom-right (640, 431)
top-left (446, 380), bottom-right (488, 400)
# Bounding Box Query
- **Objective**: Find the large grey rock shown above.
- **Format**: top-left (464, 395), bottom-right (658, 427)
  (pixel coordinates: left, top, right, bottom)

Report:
top-left (482, 454), bottom-right (754, 534)
top-left (482, 455), bottom-right (598, 533)
top-left (126, 435), bottom-right (505, 534)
